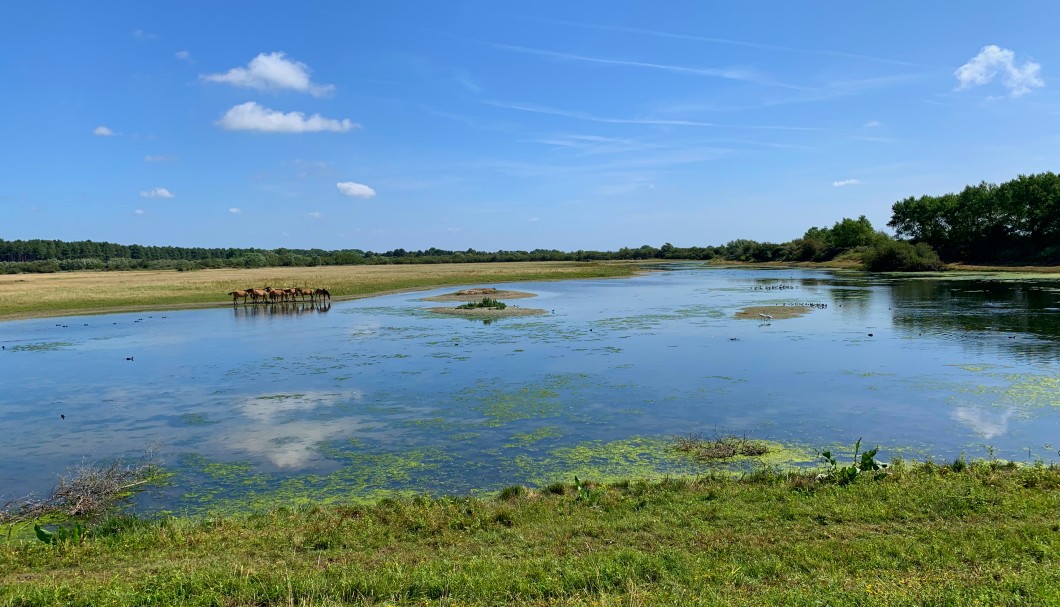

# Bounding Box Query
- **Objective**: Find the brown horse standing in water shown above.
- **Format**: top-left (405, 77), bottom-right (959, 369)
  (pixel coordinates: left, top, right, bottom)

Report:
top-left (228, 290), bottom-right (249, 304)
top-left (247, 288), bottom-right (268, 304)
top-left (266, 287), bottom-right (286, 303)
top-left (314, 288), bottom-right (331, 302)
top-left (296, 287), bottom-right (315, 302)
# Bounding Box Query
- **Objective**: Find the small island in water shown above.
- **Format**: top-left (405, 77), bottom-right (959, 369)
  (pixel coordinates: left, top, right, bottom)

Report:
top-left (424, 288), bottom-right (548, 318)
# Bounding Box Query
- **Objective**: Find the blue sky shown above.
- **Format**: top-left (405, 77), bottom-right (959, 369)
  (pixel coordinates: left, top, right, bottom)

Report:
top-left (2, 2), bottom-right (1058, 251)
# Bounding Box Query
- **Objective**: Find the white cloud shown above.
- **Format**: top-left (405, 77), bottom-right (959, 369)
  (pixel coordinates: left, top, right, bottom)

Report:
top-left (175, 50), bottom-right (191, 61)
top-left (955, 45), bottom-right (1043, 97)
top-left (336, 181), bottom-right (376, 199)
top-left (134, 209), bottom-right (145, 215)
top-left (217, 102), bottom-right (357, 133)
top-left (201, 52), bottom-right (334, 96)
top-left (308, 211), bottom-right (324, 219)
top-left (144, 155), bottom-right (173, 162)
top-left (139, 187), bottom-right (175, 199)
top-left (131, 29), bottom-right (157, 42)
top-left (863, 120), bottom-right (882, 128)
top-left (229, 207), bottom-right (242, 214)
top-left (832, 179), bottom-right (861, 188)
top-left (93, 125), bottom-right (114, 136)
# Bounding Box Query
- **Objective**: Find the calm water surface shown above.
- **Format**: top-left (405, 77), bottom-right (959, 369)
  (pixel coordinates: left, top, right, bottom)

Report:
top-left (2, 267), bottom-right (1059, 511)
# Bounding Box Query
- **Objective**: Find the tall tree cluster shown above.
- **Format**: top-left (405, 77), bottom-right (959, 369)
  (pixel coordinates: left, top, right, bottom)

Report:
top-left (889, 172), bottom-right (1060, 263)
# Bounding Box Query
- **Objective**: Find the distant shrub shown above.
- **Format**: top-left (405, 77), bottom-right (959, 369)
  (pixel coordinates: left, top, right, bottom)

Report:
top-left (456, 297), bottom-right (507, 310)
top-left (862, 240), bottom-right (944, 271)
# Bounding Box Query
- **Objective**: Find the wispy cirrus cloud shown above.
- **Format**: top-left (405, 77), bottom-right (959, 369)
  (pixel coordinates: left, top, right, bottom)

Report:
top-left (455, 71), bottom-right (481, 93)
top-left (487, 100), bottom-right (825, 131)
top-left (175, 50), bottom-right (191, 62)
top-left (307, 211), bottom-right (324, 219)
top-left (139, 187), bottom-right (174, 198)
top-left (229, 208), bottom-right (242, 214)
top-left (336, 181), bottom-right (377, 198)
top-left (485, 41), bottom-right (795, 88)
top-left (202, 52), bottom-right (334, 97)
top-left (526, 133), bottom-right (655, 156)
top-left (217, 102), bottom-right (358, 133)
top-left (832, 178), bottom-right (861, 188)
top-left (955, 45), bottom-right (1043, 97)
top-left (647, 73), bottom-right (925, 116)
top-left (93, 125), bottom-right (115, 137)
top-left (521, 18), bottom-right (923, 67)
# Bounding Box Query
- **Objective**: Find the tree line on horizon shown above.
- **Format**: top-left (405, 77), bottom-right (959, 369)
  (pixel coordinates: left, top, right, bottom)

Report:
top-left (2, 172), bottom-right (1057, 274)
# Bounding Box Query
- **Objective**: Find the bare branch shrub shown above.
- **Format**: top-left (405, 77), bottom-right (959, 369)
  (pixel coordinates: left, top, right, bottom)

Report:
top-left (1, 450), bottom-right (162, 524)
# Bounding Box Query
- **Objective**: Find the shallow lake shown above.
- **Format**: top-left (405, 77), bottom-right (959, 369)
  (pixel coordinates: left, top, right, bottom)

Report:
top-left (2, 266), bottom-right (1059, 512)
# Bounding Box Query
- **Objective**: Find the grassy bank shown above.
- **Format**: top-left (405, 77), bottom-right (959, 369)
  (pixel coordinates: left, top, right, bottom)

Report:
top-left (0, 262), bottom-right (636, 320)
top-left (3, 460), bottom-right (1058, 606)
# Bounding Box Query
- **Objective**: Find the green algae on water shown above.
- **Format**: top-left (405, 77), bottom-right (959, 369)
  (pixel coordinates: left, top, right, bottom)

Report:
top-left (179, 412), bottom-right (217, 426)
top-left (505, 426), bottom-right (563, 448)
top-left (513, 436), bottom-right (818, 487)
top-left (7, 341), bottom-right (73, 352)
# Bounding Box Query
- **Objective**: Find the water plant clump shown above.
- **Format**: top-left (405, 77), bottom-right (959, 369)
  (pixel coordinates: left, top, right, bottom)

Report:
top-left (456, 296), bottom-right (508, 310)
top-left (672, 432), bottom-right (770, 461)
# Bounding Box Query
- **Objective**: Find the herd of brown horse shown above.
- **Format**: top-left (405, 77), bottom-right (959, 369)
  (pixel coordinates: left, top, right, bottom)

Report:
top-left (226, 286), bottom-right (332, 305)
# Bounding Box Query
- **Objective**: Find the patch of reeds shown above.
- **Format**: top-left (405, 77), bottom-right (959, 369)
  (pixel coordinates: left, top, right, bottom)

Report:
top-left (671, 432), bottom-right (770, 461)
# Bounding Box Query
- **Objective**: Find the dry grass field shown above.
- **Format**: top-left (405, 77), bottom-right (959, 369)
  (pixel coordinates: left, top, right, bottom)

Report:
top-left (0, 262), bottom-right (636, 320)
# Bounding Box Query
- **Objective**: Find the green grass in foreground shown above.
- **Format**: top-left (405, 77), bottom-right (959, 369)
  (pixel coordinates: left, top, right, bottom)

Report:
top-left (3, 460), bottom-right (1059, 606)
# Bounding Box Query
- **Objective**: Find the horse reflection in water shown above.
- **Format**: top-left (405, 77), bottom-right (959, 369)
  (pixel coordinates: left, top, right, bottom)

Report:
top-left (232, 301), bottom-right (331, 319)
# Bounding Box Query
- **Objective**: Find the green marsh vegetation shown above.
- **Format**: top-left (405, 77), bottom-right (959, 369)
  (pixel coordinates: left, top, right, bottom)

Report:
top-left (3, 453), bottom-right (1060, 606)
top-left (456, 296), bottom-right (507, 310)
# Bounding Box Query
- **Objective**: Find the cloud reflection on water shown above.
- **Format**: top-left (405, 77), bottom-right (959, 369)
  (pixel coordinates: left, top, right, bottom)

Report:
top-left (230, 390), bottom-right (369, 468)
top-left (952, 406), bottom-right (1015, 439)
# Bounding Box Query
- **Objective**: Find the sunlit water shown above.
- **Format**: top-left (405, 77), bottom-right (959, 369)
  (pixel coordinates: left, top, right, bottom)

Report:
top-left (2, 267), bottom-right (1059, 512)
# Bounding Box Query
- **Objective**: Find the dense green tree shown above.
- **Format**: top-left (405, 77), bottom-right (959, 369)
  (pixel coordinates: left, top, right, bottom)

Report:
top-left (829, 216), bottom-right (877, 249)
top-left (889, 172), bottom-right (1060, 263)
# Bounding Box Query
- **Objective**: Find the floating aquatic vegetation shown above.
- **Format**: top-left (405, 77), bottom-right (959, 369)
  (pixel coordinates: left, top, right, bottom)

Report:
top-left (505, 426), bottom-right (563, 448)
top-left (476, 387), bottom-right (561, 426)
top-left (512, 436), bottom-right (817, 487)
top-left (591, 305), bottom-right (726, 333)
top-left (7, 341), bottom-right (74, 352)
top-left (178, 413), bottom-right (217, 426)
top-left (949, 364), bottom-right (1007, 373)
top-left (177, 445), bottom-right (453, 514)
top-left (1002, 374), bottom-right (1060, 408)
